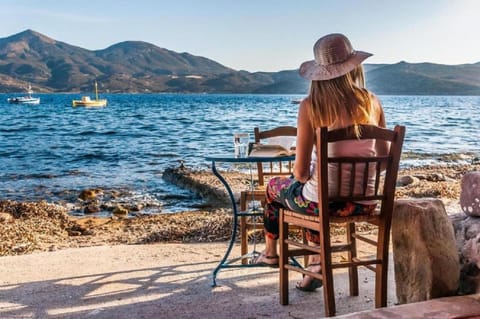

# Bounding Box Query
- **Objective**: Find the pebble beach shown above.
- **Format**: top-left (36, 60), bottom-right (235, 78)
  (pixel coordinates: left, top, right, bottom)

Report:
top-left (1, 162), bottom-right (479, 257)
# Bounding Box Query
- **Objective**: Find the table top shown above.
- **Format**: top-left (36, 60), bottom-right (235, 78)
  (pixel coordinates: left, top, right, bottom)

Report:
top-left (205, 154), bottom-right (295, 163)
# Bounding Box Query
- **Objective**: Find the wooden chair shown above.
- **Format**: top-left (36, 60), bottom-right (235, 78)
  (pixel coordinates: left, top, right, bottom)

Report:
top-left (239, 126), bottom-right (297, 263)
top-left (279, 124), bottom-right (405, 317)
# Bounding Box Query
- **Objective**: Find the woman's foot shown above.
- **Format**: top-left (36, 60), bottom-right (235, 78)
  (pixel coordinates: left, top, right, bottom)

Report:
top-left (249, 252), bottom-right (279, 268)
top-left (295, 263), bottom-right (323, 292)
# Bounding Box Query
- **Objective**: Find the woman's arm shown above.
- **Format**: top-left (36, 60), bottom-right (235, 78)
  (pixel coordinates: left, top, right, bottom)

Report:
top-left (371, 94), bottom-right (389, 156)
top-left (371, 94), bottom-right (390, 172)
top-left (370, 93), bottom-right (386, 128)
top-left (293, 100), bottom-right (314, 183)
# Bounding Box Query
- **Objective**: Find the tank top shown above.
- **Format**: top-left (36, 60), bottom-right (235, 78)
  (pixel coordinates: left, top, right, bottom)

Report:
top-left (302, 139), bottom-right (377, 204)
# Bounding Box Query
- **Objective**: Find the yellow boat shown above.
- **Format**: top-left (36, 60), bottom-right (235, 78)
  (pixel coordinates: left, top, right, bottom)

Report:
top-left (72, 81), bottom-right (107, 107)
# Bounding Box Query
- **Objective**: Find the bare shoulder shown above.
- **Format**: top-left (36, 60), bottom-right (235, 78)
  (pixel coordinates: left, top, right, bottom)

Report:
top-left (297, 98), bottom-right (313, 128)
top-left (368, 91), bottom-right (382, 106)
top-left (299, 97), bottom-right (312, 111)
top-left (368, 91), bottom-right (386, 126)
top-left (368, 91), bottom-right (384, 112)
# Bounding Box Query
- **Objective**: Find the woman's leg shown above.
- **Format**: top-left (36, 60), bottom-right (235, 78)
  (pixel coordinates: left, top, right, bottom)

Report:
top-left (251, 176), bottom-right (294, 265)
top-left (272, 180), bottom-right (323, 290)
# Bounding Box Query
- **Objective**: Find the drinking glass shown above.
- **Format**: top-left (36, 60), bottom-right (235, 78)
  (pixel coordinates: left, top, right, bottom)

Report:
top-left (233, 133), bottom-right (250, 158)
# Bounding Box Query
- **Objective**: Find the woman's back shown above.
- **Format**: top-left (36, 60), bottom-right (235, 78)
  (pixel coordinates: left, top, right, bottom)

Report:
top-left (302, 137), bottom-right (378, 204)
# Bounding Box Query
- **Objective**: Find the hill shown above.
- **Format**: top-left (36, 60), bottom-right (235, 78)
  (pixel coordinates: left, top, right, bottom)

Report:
top-left (366, 61), bottom-right (480, 95)
top-left (0, 30), bottom-right (479, 95)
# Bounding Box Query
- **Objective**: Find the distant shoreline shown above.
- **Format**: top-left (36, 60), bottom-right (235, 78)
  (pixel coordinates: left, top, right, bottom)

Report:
top-left (3, 92), bottom-right (480, 97)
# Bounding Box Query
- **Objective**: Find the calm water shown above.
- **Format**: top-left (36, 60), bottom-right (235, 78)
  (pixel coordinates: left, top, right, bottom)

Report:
top-left (0, 93), bottom-right (479, 213)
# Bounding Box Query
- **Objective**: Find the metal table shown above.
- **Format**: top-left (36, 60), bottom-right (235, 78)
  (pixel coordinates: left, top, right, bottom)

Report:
top-left (205, 154), bottom-right (295, 287)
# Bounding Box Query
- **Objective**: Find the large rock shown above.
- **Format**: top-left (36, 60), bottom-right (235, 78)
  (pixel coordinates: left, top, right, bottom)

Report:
top-left (392, 199), bottom-right (460, 304)
top-left (459, 233), bottom-right (480, 294)
top-left (162, 166), bottom-right (249, 206)
top-left (460, 171), bottom-right (480, 217)
top-left (451, 213), bottom-right (480, 253)
top-left (451, 213), bottom-right (480, 294)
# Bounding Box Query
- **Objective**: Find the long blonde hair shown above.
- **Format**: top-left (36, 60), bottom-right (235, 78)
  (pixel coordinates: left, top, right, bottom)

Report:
top-left (307, 65), bottom-right (372, 135)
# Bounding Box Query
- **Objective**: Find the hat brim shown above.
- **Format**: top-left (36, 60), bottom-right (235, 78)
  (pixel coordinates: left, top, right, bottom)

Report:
top-left (299, 51), bottom-right (372, 81)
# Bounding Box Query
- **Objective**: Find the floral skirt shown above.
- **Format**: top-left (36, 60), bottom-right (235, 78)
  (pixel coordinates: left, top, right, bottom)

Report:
top-left (264, 176), bottom-right (377, 243)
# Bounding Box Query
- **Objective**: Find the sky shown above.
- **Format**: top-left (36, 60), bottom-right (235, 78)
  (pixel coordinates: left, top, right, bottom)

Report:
top-left (1, 0), bottom-right (479, 72)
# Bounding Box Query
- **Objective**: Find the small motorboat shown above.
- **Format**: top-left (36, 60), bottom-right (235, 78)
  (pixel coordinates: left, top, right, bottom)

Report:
top-left (72, 81), bottom-right (107, 107)
top-left (7, 84), bottom-right (40, 105)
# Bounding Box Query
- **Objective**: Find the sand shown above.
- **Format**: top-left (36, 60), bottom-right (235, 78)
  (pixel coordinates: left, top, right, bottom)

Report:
top-left (0, 242), bottom-right (397, 319)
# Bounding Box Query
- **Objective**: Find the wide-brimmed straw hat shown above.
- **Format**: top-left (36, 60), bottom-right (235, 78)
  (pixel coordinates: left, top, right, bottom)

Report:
top-left (299, 33), bottom-right (372, 81)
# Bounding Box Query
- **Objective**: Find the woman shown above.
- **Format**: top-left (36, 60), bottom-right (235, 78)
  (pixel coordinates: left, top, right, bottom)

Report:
top-left (251, 33), bottom-right (387, 291)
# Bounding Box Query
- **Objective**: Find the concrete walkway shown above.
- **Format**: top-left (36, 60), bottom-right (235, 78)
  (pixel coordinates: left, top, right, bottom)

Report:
top-left (0, 243), bottom-right (399, 318)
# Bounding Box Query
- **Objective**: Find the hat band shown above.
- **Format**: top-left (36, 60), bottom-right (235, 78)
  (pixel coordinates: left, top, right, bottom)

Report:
top-left (316, 50), bottom-right (356, 67)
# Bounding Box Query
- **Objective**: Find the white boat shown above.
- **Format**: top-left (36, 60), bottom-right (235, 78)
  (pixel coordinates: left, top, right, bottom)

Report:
top-left (7, 84), bottom-right (40, 105)
top-left (72, 81), bottom-right (107, 107)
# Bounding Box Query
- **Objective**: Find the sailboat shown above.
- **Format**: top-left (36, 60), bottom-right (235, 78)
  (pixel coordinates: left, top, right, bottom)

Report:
top-left (7, 84), bottom-right (40, 105)
top-left (72, 81), bottom-right (107, 107)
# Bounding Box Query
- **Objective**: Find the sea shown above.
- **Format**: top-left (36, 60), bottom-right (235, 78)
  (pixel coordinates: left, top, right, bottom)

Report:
top-left (1, 93), bottom-right (479, 215)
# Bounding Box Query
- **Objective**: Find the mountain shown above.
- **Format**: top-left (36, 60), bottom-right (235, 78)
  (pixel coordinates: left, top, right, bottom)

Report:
top-left (0, 30), bottom-right (239, 93)
top-left (366, 61), bottom-right (480, 95)
top-left (0, 30), bottom-right (479, 95)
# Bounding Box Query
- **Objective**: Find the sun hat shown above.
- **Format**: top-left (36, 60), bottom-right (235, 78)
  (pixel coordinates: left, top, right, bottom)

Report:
top-left (299, 33), bottom-right (372, 81)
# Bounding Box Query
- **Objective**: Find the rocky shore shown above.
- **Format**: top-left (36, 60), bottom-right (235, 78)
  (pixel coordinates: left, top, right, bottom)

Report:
top-left (1, 162), bottom-right (479, 257)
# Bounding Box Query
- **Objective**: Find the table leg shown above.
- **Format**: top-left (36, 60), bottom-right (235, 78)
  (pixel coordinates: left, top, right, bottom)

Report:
top-left (211, 161), bottom-right (239, 287)
top-left (209, 160), bottom-right (302, 287)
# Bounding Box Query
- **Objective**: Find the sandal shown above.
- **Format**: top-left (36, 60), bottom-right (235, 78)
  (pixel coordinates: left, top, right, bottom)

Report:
top-left (249, 252), bottom-right (279, 268)
top-left (295, 263), bottom-right (323, 292)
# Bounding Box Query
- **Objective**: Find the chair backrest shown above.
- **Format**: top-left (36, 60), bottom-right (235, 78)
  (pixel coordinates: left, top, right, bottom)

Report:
top-left (316, 124), bottom-right (405, 222)
top-left (254, 126), bottom-right (297, 186)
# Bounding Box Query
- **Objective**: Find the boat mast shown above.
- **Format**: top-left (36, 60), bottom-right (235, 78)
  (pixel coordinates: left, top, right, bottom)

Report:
top-left (95, 81), bottom-right (99, 101)
top-left (27, 83), bottom-right (33, 97)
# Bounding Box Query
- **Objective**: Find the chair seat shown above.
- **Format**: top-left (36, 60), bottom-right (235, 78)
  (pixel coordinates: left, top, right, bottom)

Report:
top-left (241, 188), bottom-right (266, 199)
top-left (283, 209), bottom-right (381, 224)
top-left (240, 189), bottom-right (266, 211)
top-left (240, 187), bottom-right (266, 203)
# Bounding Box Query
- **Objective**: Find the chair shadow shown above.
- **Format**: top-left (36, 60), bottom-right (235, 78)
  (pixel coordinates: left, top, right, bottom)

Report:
top-left (0, 249), bottom-right (397, 319)
top-left (0, 258), bottom-right (283, 318)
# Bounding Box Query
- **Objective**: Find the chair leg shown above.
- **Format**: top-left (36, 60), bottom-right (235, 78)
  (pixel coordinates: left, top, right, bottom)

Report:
top-left (346, 222), bottom-right (359, 296)
top-left (240, 194), bottom-right (248, 265)
top-left (302, 228), bottom-right (308, 267)
top-left (320, 230), bottom-right (336, 317)
top-left (322, 270), bottom-right (336, 316)
top-left (279, 211), bottom-right (289, 305)
top-left (375, 263), bottom-right (388, 308)
top-left (375, 222), bottom-right (389, 308)
top-left (240, 216), bottom-right (248, 264)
